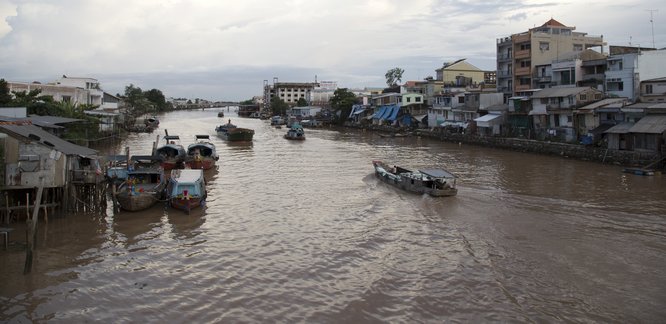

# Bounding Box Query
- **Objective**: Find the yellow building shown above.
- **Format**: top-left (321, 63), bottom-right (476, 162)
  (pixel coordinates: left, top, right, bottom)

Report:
top-left (435, 59), bottom-right (486, 86)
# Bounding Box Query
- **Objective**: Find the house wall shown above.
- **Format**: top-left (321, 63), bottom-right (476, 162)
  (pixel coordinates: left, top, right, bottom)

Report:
top-left (640, 80), bottom-right (666, 103)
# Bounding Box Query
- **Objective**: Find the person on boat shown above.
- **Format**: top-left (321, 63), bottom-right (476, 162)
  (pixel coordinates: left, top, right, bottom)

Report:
top-left (392, 165), bottom-right (397, 173)
top-left (228, 119), bottom-right (232, 124)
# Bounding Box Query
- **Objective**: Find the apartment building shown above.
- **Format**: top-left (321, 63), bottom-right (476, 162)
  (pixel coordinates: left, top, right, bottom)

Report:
top-left (496, 19), bottom-right (605, 100)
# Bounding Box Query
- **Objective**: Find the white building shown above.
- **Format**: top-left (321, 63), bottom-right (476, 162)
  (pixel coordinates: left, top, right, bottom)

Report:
top-left (606, 49), bottom-right (666, 102)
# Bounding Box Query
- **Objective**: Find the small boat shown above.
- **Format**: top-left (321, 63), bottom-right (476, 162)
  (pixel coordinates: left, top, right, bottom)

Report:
top-left (218, 111), bottom-right (224, 117)
top-left (284, 123), bottom-right (305, 140)
top-left (216, 119), bottom-right (255, 141)
top-left (167, 169), bottom-right (207, 214)
top-left (144, 116), bottom-right (160, 128)
top-left (372, 160), bottom-right (457, 197)
top-left (155, 135), bottom-right (187, 170)
top-left (185, 135), bottom-right (219, 170)
top-left (114, 155), bottom-right (167, 211)
top-left (271, 115), bottom-right (285, 125)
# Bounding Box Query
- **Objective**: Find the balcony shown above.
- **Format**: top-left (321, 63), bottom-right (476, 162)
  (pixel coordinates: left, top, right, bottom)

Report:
top-left (496, 70), bottom-right (512, 78)
top-left (514, 49), bottom-right (530, 59)
top-left (497, 53), bottom-right (512, 61)
top-left (515, 84), bottom-right (531, 92)
top-left (515, 67), bottom-right (531, 76)
top-left (535, 76), bottom-right (552, 83)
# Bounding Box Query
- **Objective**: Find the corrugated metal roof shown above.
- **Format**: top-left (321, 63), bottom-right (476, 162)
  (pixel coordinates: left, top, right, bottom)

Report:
top-left (27, 115), bottom-right (83, 124)
top-left (604, 122), bottom-right (634, 134)
top-left (577, 98), bottom-right (628, 110)
top-left (628, 115), bottom-right (666, 134)
top-left (0, 124), bottom-right (98, 157)
top-left (531, 87), bottom-right (593, 99)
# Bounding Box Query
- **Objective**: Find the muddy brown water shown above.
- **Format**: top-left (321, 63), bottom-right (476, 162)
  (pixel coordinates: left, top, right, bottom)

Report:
top-left (1, 108), bottom-right (665, 322)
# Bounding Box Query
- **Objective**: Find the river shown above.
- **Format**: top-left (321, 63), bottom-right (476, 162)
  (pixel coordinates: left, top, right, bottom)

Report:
top-left (1, 108), bottom-right (665, 323)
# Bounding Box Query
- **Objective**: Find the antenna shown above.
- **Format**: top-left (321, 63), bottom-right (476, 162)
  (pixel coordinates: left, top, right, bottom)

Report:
top-left (648, 9), bottom-right (657, 49)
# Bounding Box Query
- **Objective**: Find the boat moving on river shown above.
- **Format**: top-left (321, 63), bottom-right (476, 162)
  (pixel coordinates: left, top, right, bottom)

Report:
top-left (372, 160), bottom-right (457, 197)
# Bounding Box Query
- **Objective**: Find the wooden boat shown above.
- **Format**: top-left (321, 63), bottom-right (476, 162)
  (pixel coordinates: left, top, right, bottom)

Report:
top-left (372, 160), bottom-right (457, 197)
top-left (114, 156), bottom-right (166, 211)
top-left (185, 135), bottom-right (219, 170)
top-left (218, 111), bottom-right (224, 117)
top-left (155, 135), bottom-right (187, 170)
top-left (167, 169), bottom-right (207, 214)
top-left (215, 120), bottom-right (255, 141)
top-left (284, 123), bottom-right (305, 140)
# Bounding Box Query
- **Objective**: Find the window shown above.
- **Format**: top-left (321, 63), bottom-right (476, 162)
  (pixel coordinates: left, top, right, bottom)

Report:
top-left (567, 115), bottom-right (572, 123)
top-left (594, 93), bottom-right (602, 100)
top-left (580, 94), bottom-right (587, 101)
top-left (573, 44), bottom-right (583, 51)
top-left (406, 97), bottom-right (411, 103)
top-left (541, 98), bottom-right (548, 104)
top-left (646, 84), bottom-right (653, 94)
top-left (416, 97), bottom-right (421, 102)
top-left (458, 96), bottom-right (465, 104)
top-left (619, 82), bottom-right (624, 91)
top-left (62, 95), bottom-right (71, 102)
top-left (539, 42), bottom-right (550, 51)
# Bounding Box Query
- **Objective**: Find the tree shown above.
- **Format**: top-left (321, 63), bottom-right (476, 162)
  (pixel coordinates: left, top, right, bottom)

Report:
top-left (329, 88), bottom-right (357, 125)
top-left (296, 98), bottom-right (308, 107)
top-left (124, 84), bottom-right (152, 116)
top-left (385, 67), bottom-right (404, 87)
top-left (144, 88), bottom-right (167, 111)
top-left (0, 79), bottom-right (12, 105)
top-left (270, 98), bottom-right (289, 116)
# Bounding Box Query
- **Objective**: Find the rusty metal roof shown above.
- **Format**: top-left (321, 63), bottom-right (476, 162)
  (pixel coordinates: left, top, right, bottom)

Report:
top-left (0, 124), bottom-right (97, 157)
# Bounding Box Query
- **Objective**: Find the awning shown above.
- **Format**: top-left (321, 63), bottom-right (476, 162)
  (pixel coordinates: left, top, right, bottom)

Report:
top-left (373, 107), bottom-right (387, 119)
top-left (412, 114), bottom-right (427, 121)
top-left (352, 109), bottom-right (365, 115)
top-left (386, 106), bottom-right (400, 121)
top-left (474, 114), bottom-right (502, 127)
top-left (528, 110), bottom-right (547, 115)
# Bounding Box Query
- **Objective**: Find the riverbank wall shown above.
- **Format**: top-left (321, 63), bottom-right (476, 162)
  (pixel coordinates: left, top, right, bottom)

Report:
top-left (349, 125), bottom-right (664, 169)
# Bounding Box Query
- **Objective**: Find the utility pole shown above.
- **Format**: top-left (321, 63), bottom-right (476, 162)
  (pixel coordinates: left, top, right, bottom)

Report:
top-left (647, 9), bottom-right (658, 49)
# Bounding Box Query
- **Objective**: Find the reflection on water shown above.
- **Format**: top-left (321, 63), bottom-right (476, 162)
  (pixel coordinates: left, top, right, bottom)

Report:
top-left (1, 108), bottom-right (665, 322)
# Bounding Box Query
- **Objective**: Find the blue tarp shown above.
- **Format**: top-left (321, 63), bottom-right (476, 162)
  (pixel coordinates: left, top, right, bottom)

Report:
top-left (349, 105), bottom-right (365, 118)
top-left (380, 106), bottom-right (394, 119)
top-left (386, 105), bottom-right (400, 121)
top-left (373, 107), bottom-right (387, 119)
top-left (401, 114), bottom-right (411, 126)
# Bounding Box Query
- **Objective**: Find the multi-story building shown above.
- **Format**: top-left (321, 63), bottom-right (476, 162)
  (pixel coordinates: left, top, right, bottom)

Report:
top-left (605, 47), bottom-right (666, 102)
top-left (8, 76), bottom-right (117, 109)
top-left (435, 59), bottom-right (487, 87)
top-left (496, 19), bottom-right (605, 101)
top-left (263, 81), bottom-right (318, 109)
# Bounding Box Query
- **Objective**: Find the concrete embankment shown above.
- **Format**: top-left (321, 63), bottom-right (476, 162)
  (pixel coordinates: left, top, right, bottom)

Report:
top-left (415, 129), bottom-right (661, 168)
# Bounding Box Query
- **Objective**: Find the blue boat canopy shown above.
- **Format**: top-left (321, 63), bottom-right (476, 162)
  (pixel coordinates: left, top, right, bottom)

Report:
top-left (386, 105), bottom-right (401, 121)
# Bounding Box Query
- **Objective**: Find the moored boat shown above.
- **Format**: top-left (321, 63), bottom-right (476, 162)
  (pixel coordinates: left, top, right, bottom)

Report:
top-left (372, 160), bottom-right (457, 197)
top-left (218, 111), bottom-right (224, 117)
top-left (144, 116), bottom-right (160, 128)
top-left (167, 169), bottom-right (207, 214)
top-left (284, 123), bottom-right (305, 140)
top-left (215, 119), bottom-right (255, 141)
top-left (114, 155), bottom-right (167, 211)
top-left (185, 135), bottom-right (219, 170)
top-left (155, 135), bottom-right (187, 170)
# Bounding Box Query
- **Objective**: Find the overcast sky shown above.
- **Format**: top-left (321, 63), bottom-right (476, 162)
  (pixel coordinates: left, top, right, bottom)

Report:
top-left (1, 0), bottom-right (664, 101)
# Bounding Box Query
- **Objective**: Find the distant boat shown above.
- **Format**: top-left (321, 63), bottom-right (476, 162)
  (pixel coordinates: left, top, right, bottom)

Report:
top-left (185, 135), bottom-right (219, 170)
top-left (284, 123), bottom-right (305, 140)
top-left (271, 115), bottom-right (285, 125)
top-left (167, 169), bottom-right (207, 214)
top-left (114, 155), bottom-right (166, 211)
top-left (218, 111), bottom-right (224, 117)
top-left (144, 116), bottom-right (160, 128)
top-left (216, 120), bottom-right (254, 141)
top-left (155, 134), bottom-right (187, 170)
top-left (372, 160), bottom-right (457, 197)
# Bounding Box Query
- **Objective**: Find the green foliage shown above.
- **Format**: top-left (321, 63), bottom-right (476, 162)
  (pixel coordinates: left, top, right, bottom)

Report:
top-left (240, 99), bottom-right (254, 105)
top-left (296, 98), bottom-right (308, 107)
top-left (0, 79), bottom-right (12, 105)
top-left (144, 88), bottom-right (168, 112)
top-left (270, 98), bottom-right (289, 116)
top-left (329, 88), bottom-right (358, 125)
top-left (385, 67), bottom-right (404, 87)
